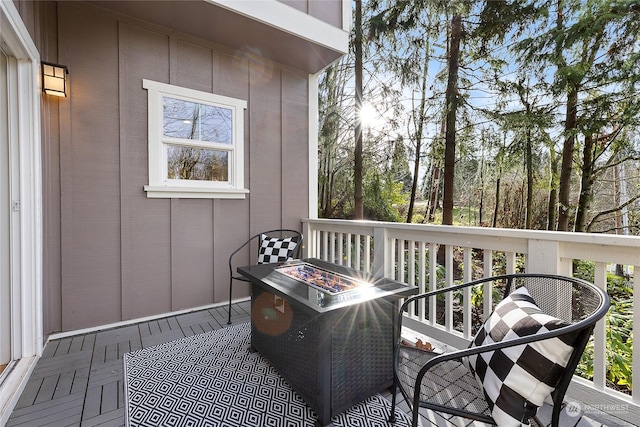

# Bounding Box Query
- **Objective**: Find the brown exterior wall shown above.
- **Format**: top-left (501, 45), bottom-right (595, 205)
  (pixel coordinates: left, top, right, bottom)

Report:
top-left (19, 1), bottom-right (313, 334)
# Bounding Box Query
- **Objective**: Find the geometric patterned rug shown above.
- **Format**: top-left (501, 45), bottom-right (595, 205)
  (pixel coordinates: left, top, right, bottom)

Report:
top-left (124, 323), bottom-right (412, 427)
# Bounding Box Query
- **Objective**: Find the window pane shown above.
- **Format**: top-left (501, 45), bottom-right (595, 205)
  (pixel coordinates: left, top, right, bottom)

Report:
top-left (200, 104), bottom-right (232, 144)
top-left (163, 98), bottom-right (199, 139)
top-left (163, 97), bottom-right (233, 144)
top-left (167, 145), bottom-right (229, 182)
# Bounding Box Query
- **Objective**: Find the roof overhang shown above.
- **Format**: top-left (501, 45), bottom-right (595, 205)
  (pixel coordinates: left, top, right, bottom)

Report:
top-left (87, 0), bottom-right (349, 74)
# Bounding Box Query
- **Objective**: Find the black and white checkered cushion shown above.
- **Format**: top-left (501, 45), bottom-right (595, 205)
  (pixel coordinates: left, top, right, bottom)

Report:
top-left (467, 287), bottom-right (576, 426)
top-left (257, 234), bottom-right (300, 264)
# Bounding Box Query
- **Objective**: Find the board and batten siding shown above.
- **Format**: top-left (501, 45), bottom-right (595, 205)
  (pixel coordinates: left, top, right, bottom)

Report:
top-left (33, 1), bottom-right (311, 334)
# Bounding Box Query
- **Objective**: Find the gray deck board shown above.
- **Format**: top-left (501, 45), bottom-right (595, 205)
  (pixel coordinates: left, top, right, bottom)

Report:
top-left (68, 335), bottom-right (86, 353)
top-left (54, 338), bottom-right (72, 356)
top-left (79, 408), bottom-right (125, 427)
top-left (70, 367), bottom-right (90, 395)
top-left (88, 360), bottom-right (123, 387)
top-left (13, 377), bottom-right (43, 409)
top-left (82, 386), bottom-right (103, 420)
top-left (33, 375), bottom-right (59, 404)
top-left (40, 340), bottom-right (59, 358)
top-left (101, 381), bottom-right (120, 414)
top-left (6, 302), bottom-right (625, 427)
top-left (29, 351), bottom-right (92, 379)
top-left (52, 370), bottom-right (76, 399)
top-left (7, 392), bottom-right (84, 426)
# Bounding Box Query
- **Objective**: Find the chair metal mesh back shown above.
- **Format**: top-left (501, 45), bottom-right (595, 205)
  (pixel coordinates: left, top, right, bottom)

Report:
top-left (511, 276), bottom-right (602, 324)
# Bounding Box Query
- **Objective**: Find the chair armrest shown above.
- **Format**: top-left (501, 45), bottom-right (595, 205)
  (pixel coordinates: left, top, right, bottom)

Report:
top-left (228, 230), bottom-right (273, 274)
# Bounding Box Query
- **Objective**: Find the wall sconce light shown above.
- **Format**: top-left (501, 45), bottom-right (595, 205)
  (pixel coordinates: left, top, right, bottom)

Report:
top-left (41, 62), bottom-right (69, 97)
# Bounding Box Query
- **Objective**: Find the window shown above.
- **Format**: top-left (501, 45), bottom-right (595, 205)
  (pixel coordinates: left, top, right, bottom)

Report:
top-left (143, 79), bottom-right (248, 198)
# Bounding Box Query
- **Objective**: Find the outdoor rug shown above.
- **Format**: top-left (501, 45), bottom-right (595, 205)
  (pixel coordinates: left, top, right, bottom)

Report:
top-left (124, 323), bottom-right (412, 427)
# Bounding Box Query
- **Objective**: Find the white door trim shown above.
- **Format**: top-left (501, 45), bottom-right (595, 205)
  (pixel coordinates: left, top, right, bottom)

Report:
top-left (0, 1), bottom-right (43, 424)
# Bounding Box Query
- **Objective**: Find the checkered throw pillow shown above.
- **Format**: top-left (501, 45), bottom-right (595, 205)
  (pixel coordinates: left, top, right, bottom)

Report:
top-left (257, 234), bottom-right (300, 264)
top-left (467, 287), bottom-right (576, 426)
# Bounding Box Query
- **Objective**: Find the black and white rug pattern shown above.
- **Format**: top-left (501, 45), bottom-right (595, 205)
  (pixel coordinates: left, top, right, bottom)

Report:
top-left (124, 323), bottom-right (411, 427)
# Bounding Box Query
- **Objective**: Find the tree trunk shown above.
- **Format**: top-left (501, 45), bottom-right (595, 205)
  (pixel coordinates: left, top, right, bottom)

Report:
top-left (428, 162), bottom-right (441, 221)
top-left (353, 0), bottom-right (364, 220)
top-left (547, 143), bottom-right (558, 230)
top-left (407, 46), bottom-right (430, 223)
top-left (574, 133), bottom-right (595, 232)
top-left (525, 130), bottom-right (533, 229)
top-left (492, 176), bottom-right (501, 228)
top-left (479, 146), bottom-right (485, 226)
top-left (613, 163), bottom-right (626, 276)
top-left (442, 14), bottom-right (462, 225)
top-left (319, 65), bottom-right (338, 219)
top-left (557, 83), bottom-right (578, 231)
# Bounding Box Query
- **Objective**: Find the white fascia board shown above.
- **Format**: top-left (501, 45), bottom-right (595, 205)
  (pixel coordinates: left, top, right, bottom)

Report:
top-left (208, 0), bottom-right (349, 55)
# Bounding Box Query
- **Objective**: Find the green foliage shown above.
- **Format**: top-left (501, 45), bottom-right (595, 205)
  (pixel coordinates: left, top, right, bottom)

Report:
top-left (411, 213), bottom-right (425, 224)
top-left (404, 252), bottom-right (446, 287)
top-left (572, 259), bottom-right (595, 281)
top-left (363, 170), bottom-right (404, 222)
top-left (390, 137), bottom-right (413, 193)
top-left (489, 252), bottom-right (526, 276)
top-left (573, 261), bottom-right (633, 393)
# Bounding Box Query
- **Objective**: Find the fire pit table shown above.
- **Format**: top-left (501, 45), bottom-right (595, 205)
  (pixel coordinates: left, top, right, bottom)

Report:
top-left (237, 258), bottom-right (418, 427)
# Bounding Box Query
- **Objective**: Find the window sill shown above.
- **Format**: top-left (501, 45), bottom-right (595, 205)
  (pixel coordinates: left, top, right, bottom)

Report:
top-left (144, 185), bottom-right (249, 199)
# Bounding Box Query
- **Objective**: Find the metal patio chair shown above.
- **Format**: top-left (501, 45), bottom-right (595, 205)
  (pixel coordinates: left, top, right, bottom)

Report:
top-left (390, 273), bottom-right (609, 427)
top-left (227, 229), bottom-right (302, 324)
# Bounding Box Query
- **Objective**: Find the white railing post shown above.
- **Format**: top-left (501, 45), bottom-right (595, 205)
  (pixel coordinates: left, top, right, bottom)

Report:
top-left (302, 220), bottom-right (314, 258)
top-left (527, 239), bottom-right (560, 274)
top-left (372, 226), bottom-right (390, 278)
top-left (592, 262), bottom-right (608, 390)
top-left (445, 245), bottom-right (454, 332)
top-left (364, 235), bottom-right (371, 273)
top-left (463, 247), bottom-right (472, 339)
top-left (418, 242), bottom-right (426, 320)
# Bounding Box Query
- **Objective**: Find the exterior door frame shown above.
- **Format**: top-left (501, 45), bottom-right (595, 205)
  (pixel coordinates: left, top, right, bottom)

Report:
top-left (0, 1), bottom-right (43, 424)
top-left (1, 48), bottom-right (11, 375)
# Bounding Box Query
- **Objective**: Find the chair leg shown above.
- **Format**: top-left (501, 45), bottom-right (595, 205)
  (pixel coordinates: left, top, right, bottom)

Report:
top-left (412, 394), bottom-right (421, 427)
top-left (551, 402), bottom-right (561, 427)
top-left (227, 277), bottom-right (233, 325)
top-left (412, 408), bottom-right (420, 427)
top-left (389, 379), bottom-right (397, 422)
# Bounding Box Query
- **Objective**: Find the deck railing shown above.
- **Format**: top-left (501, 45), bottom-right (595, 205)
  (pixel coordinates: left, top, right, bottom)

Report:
top-left (302, 218), bottom-right (640, 423)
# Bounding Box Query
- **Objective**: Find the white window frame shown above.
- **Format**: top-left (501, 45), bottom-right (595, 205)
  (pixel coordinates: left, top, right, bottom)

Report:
top-left (143, 79), bottom-right (249, 199)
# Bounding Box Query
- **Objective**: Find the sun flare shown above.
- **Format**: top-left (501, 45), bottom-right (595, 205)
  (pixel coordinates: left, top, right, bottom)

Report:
top-left (359, 102), bottom-right (379, 127)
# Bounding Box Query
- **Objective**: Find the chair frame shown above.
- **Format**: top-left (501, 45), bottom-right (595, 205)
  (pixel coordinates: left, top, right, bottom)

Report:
top-left (389, 273), bottom-right (610, 427)
top-left (227, 229), bottom-right (302, 325)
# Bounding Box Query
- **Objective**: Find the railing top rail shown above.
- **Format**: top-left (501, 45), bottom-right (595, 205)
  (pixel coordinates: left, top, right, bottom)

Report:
top-left (303, 218), bottom-right (640, 249)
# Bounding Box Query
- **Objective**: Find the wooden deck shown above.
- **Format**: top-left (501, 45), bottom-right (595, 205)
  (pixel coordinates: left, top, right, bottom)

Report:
top-left (6, 302), bottom-right (630, 427)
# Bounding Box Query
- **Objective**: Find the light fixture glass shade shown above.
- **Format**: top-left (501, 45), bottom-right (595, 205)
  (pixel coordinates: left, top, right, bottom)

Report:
top-left (42, 62), bottom-right (68, 97)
